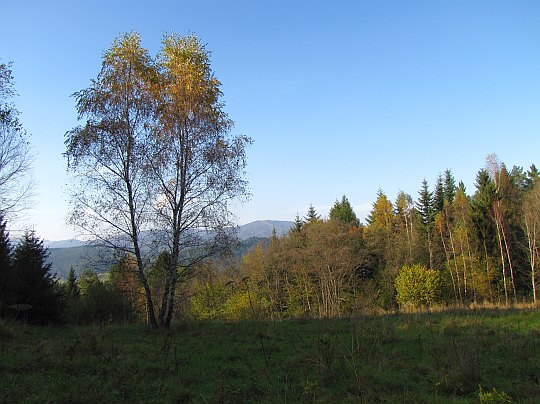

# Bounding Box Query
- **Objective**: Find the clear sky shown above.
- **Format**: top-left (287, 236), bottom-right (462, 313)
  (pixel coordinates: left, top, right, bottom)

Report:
top-left (1, 1), bottom-right (539, 240)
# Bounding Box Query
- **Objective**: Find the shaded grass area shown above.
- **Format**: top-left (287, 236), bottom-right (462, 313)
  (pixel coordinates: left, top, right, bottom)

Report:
top-left (1, 308), bottom-right (539, 402)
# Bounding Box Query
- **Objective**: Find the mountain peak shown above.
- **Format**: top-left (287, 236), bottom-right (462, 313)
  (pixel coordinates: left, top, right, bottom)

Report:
top-left (238, 220), bottom-right (293, 239)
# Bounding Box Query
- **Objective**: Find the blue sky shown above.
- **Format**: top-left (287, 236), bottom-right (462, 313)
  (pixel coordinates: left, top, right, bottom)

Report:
top-left (1, 1), bottom-right (539, 240)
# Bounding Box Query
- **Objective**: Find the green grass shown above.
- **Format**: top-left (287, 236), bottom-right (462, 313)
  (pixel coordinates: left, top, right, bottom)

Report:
top-left (1, 308), bottom-right (539, 402)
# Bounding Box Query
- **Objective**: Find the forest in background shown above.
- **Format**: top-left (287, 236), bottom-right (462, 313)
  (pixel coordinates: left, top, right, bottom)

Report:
top-left (183, 156), bottom-right (540, 321)
top-left (33, 154), bottom-right (535, 325)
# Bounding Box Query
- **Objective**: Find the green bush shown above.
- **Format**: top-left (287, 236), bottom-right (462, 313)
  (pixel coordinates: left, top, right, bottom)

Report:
top-left (190, 282), bottom-right (228, 320)
top-left (395, 264), bottom-right (442, 308)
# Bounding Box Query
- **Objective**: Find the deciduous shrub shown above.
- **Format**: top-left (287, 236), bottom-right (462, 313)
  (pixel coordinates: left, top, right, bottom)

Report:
top-left (395, 264), bottom-right (442, 308)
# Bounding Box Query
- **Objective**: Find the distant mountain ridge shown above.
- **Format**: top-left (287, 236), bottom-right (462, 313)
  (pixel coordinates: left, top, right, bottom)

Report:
top-left (44, 239), bottom-right (87, 249)
top-left (238, 220), bottom-right (293, 239)
top-left (45, 220), bottom-right (293, 279)
top-left (44, 220), bottom-right (293, 249)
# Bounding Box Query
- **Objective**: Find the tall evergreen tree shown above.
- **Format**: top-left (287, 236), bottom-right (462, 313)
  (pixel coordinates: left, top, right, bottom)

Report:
top-left (433, 175), bottom-right (445, 213)
top-left (66, 267), bottom-right (80, 299)
top-left (509, 165), bottom-right (527, 193)
top-left (417, 179), bottom-right (434, 227)
top-left (525, 164), bottom-right (539, 190)
top-left (0, 214), bottom-right (11, 316)
top-left (471, 169), bottom-right (497, 294)
top-left (444, 169), bottom-right (457, 204)
top-left (304, 204), bottom-right (321, 224)
top-left (417, 179), bottom-right (434, 268)
top-left (497, 164), bottom-right (528, 299)
top-left (293, 213), bottom-right (303, 233)
top-left (329, 195), bottom-right (359, 226)
top-left (11, 231), bottom-right (63, 324)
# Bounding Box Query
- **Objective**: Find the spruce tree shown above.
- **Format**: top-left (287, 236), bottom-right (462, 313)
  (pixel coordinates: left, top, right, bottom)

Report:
top-left (0, 214), bottom-right (11, 316)
top-left (11, 231), bottom-right (64, 324)
top-left (471, 169), bottom-right (497, 270)
top-left (416, 179), bottom-right (435, 268)
top-left (66, 267), bottom-right (80, 298)
top-left (304, 204), bottom-right (321, 224)
top-left (444, 169), bottom-right (456, 204)
top-left (293, 213), bottom-right (303, 233)
top-left (416, 179), bottom-right (434, 226)
top-left (433, 175), bottom-right (445, 213)
top-left (329, 195), bottom-right (359, 226)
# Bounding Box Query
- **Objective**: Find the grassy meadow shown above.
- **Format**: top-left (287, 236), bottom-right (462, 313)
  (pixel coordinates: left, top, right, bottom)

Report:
top-left (1, 307), bottom-right (539, 403)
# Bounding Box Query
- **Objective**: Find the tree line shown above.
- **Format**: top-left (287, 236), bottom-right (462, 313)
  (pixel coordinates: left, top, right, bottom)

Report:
top-left (187, 158), bottom-right (539, 320)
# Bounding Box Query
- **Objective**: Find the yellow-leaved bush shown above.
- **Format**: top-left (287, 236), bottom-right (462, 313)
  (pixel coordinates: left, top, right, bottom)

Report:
top-left (395, 264), bottom-right (442, 308)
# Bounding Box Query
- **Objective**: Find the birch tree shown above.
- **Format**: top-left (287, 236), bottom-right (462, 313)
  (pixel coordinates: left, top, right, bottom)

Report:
top-left (522, 182), bottom-right (540, 303)
top-left (65, 33), bottom-right (159, 326)
top-left (66, 32), bottom-right (249, 328)
top-left (0, 62), bottom-right (34, 218)
top-left (149, 34), bottom-right (250, 326)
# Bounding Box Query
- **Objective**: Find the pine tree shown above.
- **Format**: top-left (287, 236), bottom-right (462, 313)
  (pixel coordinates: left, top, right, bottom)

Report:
top-left (11, 231), bottom-right (64, 324)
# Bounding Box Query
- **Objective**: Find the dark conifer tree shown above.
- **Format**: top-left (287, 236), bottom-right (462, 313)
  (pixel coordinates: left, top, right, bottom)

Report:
top-left (66, 267), bottom-right (80, 298)
top-left (471, 170), bottom-right (496, 244)
top-left (0, 214), bottom-right (12, 316)
top-left (456, 181), bottom-right (466, 195)
top-left (509, 165), bottom-right (527, 193)
top-left (471, 169), bottom-right (498, 294)
top-left (433, 175), bottom-right (445, 213)
top-left (329, 195), bottom-right (359, 226)
top-left (417, 179), bottom-right (434, 226)
top-left (293, 214), bottom-right (303, 233)
top-left (525, 164), bottom-right (539, 190)
top-left (11, 231), bottom-right (64, 324)
top-left (444, 169), bottom-right (456, 204)
top-left (304, 204), bottom-right (321, 224)
top-left (417, 179), bottom-right (435, 268)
